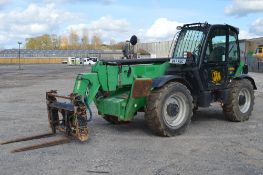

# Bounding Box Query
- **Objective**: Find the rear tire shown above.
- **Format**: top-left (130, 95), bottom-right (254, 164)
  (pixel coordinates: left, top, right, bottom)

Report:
top-left (145, 82), bottom-right (193, 136)
top-left (223, 79), bottom-right (254, 122)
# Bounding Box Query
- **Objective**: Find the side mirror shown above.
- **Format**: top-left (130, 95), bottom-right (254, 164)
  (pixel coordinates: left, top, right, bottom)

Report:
top-left (243, 64), bottom-right (248, 74)
top-left (130, 35), bottom-right (138, 46)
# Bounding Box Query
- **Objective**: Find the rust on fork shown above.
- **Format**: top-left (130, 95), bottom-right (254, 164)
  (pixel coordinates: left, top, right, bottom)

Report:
top-left (11, 137), bottom-right (70, 153)
top-left (1, 133), bottom-right (55, 145)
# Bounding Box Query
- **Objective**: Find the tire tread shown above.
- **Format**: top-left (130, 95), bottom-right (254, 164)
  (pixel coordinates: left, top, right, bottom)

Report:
top-left (223, 79), bottom-right (254, 122)
top-left (145, 82), bottom-right (193, 136)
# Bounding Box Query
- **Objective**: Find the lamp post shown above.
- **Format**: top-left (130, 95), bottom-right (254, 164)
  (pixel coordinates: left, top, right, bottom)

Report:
top-left (18, 42), bottom-right (22, 70)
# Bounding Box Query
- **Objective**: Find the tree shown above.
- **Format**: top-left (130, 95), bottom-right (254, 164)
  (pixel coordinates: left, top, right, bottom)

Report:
top-left (110, 39), bottom-right (116, 45)
top-left (81, 28), bottom-right (89, 49)
top-left (25, 38), bottom-right (38, 49)
top-left (59, 35), bottom-right (69, 49)
top-left (109, 41), bottom-right (124, 50)
top-left (69, 29), bottom-right (80, 49)
top-left (24, 30), bottom-right (128, 50)
top-left (91, 34), bottom-right (102, 48)
top-left (25, 34), bottom-right (53, 49)
top-left (40, 34), bottom-right (53, 49)
top-left (51, 34), bottom-right (59, 49)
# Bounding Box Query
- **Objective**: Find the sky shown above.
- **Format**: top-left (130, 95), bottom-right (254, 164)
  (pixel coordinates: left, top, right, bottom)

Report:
top-left (0, 0), bottom-right (263, 48)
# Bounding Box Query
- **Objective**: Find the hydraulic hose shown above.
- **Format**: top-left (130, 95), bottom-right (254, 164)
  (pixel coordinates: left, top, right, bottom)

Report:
top-left (86, 104), bottom-right (93, 122)
top-left (83, 95), bottom-right (93, 122)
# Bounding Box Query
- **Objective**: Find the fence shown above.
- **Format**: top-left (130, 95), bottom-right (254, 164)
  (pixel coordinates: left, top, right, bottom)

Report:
top-left (245, 56), bottom-right (263, 73)
top-left (0, 49), bottom-right (123, 58)
top-left (0, 57), bottom-right (63, 64)
top-left (0, 49), bottom-right (123, 64)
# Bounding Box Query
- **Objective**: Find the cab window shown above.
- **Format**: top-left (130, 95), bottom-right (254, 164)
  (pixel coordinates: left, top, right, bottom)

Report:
top-left (205, 29), bottom-right (227, 63)
top-left (228, 30), bottom-right (238, 62)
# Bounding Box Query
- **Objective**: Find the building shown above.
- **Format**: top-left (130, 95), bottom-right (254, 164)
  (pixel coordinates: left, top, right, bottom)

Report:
top-left (244, 37), bottom-right (263, 56)
top-left (135, 37), bottom-right (263, 58)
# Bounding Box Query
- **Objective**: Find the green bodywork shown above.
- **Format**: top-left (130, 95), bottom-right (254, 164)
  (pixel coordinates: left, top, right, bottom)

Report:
top-left (65, 23), bottom-right (249, 124)
top-left (234, 61), bottom-right (245, 76)
top-left (71, 59), bottom-right (245, 122)
top-left (72, 61), bottom-right (169, 121)
top-left (70, 58), bottom-right (248, 121)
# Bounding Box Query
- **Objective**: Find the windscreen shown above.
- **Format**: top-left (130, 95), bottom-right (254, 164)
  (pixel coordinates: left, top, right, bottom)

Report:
top-left (172, 29), bottom-right (205, 62)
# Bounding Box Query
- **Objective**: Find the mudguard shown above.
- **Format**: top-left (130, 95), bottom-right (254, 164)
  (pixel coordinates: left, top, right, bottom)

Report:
top-left (152, 75), bottom-right (192, 90)
top-left (233, 74), bottom-right (257, 90)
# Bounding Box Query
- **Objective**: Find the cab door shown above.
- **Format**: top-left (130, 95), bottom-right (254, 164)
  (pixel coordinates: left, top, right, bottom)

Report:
top-left (200, 27), bottom-right (228, 90)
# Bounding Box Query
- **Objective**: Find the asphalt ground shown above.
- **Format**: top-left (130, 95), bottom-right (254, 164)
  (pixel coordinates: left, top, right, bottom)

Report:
top-left (0, 64), bottom-right (263, 175)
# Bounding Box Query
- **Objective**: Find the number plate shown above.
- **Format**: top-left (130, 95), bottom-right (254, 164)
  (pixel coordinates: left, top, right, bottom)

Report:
top-left (170, 58), bottom-right (186, 64)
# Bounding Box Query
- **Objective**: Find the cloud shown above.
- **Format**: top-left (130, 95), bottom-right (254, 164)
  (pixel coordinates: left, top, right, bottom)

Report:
top-left (44, 0), bottom-right (115, 5)
top-left (239, 30), bottom-right (257, 40)
top-left (0, 34), bottom-right (6, 43)
top-left (0, 0), bottom-right (10, 9)
top-left (0, 0), bottom-right (9, 5)
top-left (0, 3), bottom-right (75, 47)
top-left (90, 16), bottom-right (129, 33)
top-left (225, 0), bottom-right (263, 16)
top-left (236, 18), bottom-right (263, 40)
top-left (65, 16), bottom-right (130, 43)
top-left (145, 18), bottom-right (182, 41)
top-left (250, 18), bottom-right (263, 35)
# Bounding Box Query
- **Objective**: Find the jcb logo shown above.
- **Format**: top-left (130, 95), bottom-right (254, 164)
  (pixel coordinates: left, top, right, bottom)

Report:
top-left (211, 70), bottom-right (221, 83)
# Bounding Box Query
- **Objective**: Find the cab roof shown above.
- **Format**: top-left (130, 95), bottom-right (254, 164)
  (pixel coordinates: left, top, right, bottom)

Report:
top-left (181, 23), bottom-right (239, 34)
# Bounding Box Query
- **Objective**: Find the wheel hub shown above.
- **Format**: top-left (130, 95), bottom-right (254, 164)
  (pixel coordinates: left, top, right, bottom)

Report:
top-left (166, 103), bottom-right (179, 117)
top-left (163, 92), bottom-right (188, 128)
top-left (239, 95), bottom-right (246, 106)
top-left (238, 88), bottom-right (251, 113)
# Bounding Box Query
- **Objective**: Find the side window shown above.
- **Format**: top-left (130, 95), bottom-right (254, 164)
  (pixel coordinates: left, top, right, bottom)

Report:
top-left (205, 29), bottom-right (227, 63)
top-left (256, 48), bottom-right (262, 54)
top-left (229, 30), bottom-right (238, 62)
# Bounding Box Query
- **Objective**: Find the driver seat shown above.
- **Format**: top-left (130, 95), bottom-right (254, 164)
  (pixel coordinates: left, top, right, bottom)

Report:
top-left (209, 46), bottom-right (225, 62)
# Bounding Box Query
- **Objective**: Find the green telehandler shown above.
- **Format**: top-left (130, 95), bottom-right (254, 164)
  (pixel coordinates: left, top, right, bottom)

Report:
top-left (2, 23), bottom-right (256, 152)
top-left (45, 22), bottom-right (256, 141)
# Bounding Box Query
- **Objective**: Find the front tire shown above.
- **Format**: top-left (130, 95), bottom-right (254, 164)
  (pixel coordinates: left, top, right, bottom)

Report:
top-left (223, 79), bottom-right (254, 122)
top-left (145, 82), bottom-right (193, 136)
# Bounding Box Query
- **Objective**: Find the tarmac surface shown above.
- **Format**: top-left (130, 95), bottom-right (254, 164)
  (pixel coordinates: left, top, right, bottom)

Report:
top-left (0, 64), bottom-right (263, 175)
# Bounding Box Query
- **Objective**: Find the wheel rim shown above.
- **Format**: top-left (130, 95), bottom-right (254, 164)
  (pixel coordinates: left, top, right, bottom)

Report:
top-left (163, 93), bottom-right (188, 127)
top-left (238, 88), bottom-right (251, 113)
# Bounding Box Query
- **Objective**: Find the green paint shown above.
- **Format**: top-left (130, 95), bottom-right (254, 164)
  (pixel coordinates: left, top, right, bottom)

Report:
top-left (235, 61), bottom-right (245, 76)
top-left (71, 60), bottom-right (169, 122)
top-left (73, 73), bottom-right (100, 105)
